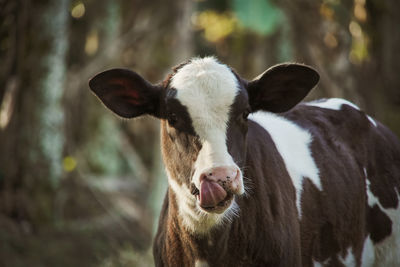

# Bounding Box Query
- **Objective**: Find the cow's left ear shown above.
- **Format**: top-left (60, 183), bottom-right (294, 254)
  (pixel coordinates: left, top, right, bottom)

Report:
top-left (247, 63), bottom-right (319, 113)
top-left (89, 68), bottom-right (162, 118)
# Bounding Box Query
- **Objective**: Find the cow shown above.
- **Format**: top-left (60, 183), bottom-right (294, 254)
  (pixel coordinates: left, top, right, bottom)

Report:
top-left (89, 56), bottom-right (400, 266)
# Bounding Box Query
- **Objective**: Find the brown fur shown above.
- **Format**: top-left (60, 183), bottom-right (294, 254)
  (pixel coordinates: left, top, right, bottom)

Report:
top-left (154, 102), bottom-right (400, 266)
top-left (88, 60), bottom-right (400, 267)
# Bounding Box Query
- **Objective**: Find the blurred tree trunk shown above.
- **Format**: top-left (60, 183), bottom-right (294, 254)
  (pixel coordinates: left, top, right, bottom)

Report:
top-left (0, 0), bottom-right (69, 228)
top-left (277, 0), bottom-right (400, 135)
top-left (366, 0), bottom-right (400, 134)
top-left (63, 0), bottom-right (195, 246)
top-left (277, 0), bottom-right (358, 100)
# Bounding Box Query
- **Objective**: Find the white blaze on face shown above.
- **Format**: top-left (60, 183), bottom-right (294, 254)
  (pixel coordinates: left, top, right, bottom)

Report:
top-left (171, 57), bottom-right (240, 189)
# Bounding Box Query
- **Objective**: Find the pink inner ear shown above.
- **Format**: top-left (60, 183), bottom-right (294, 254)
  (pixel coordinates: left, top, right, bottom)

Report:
top-left (108, 78), bottom-right (141, 105)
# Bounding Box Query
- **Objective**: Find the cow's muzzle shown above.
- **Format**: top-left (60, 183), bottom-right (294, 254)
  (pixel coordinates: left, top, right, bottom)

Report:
top-left (191, 166), bottom-right (243, 213)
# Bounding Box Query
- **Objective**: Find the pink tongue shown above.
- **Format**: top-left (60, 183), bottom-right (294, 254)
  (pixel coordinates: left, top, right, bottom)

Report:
top-left (199, 180), bottom-right (227, 208)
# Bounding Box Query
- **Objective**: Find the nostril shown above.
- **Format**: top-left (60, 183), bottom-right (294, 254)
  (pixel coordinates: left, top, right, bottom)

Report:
top-left (200, 167), bottom-right (241, 184)
top-left (200, 172), bottom-right (208, 183)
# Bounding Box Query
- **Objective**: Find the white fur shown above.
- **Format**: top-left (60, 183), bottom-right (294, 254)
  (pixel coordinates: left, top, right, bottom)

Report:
top-left (313, 258), bottom-right (330, 267)
top-left (367, 115), bottom-right (377, 127)
top-left (364, 167), bottom-right (400, 266)
top-left (192, 132), bottom-right (238, 190)
top-left (168, 176), bottom-right (239, 234)
top-left (168, 57), bottom-right (242, 233)
top-left (306, 98), bottom-right (360, 111)
top-left (171, 57), bottom-right (238, 139)
top-left (364, 168), bottom-right (381, 208)
top-left (339, 247), bottom-right (356, 267)
top-left (306, 98), bottom-right (377, 127)
top-left (249, 111), bottom-right (322, 218)
top-left (172, 178), bottom-right (239, 234)
top-left (374, 200), bottom-right (400, 267)
top-left (314, 246), bottom-right (357, 267)
top-left (366, 180), bottom-right (381, 208)
top-left (171, 57), bottom-right (242, 190)
top-left (361, 235), bottom-right (375, 267)
top-left (369, 189), bottom-right (400, 267)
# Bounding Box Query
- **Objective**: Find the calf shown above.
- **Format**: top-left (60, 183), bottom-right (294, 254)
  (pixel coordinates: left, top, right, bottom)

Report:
top-left (89, 57), bottom-right (400, 266)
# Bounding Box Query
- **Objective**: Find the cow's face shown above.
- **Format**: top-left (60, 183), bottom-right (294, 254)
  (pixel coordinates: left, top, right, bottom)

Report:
top-left (89, 57), bottom-right (319, 230)
top-left (161, 59), bottom-right (249, 215)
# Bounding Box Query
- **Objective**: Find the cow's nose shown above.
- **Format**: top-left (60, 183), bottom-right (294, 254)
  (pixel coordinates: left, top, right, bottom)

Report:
top-left (200, 166), bottom-right (243, 195)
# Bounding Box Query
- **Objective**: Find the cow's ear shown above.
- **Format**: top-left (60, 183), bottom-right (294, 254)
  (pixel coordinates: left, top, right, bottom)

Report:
top-left (247, 63), bottom-right (319, 113)
top-left (89, 68), bottom-right (162, 118)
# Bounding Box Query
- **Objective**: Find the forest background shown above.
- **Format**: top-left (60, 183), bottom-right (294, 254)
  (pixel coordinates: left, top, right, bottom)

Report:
top-left (0, 0), bottom-right (399, 266)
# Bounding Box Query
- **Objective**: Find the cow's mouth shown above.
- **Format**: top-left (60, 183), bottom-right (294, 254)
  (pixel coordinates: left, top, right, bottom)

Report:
top-left (198, 193), bottom-right (234, 213)
top-left (190, 181), bottom-right (234, 213)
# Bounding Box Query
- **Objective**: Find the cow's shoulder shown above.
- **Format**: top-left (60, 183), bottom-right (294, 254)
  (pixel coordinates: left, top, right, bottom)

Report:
top-left (287, 98), bottom-right (375, 136)
top-left (249, 111), bottom-right (321, 218)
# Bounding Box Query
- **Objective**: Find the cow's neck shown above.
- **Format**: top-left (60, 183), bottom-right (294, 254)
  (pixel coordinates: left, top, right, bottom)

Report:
top-left (159, 120), bottom-right (246, 264)
top-left (160, 121), bottom-right (238, 234)
top-left (166, 187), bottom-right (234, 262)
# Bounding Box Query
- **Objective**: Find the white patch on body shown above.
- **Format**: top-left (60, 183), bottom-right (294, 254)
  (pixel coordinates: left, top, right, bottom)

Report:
top-left (366, 180), bottom-right (380, 208)
top-left (364, 168), bottom-right (400, 266)
top-left (339, 247), bottom-right (356, 267)
top-left (313, 258), bottom-right (330, 267)
top-left (306, 98), bottom-right (360, 111)
top-left (361, 235), bottom-right (375, 267)
top-left (249, 111), bottom-right (321, 217)
top-left (367, 115), bottom-right (377, 127)
top-left (306, 98), bottom-right (377, 127)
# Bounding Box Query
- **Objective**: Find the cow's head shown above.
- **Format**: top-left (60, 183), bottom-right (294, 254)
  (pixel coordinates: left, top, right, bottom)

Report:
top-left (89, 57), bottom-right (319, 232)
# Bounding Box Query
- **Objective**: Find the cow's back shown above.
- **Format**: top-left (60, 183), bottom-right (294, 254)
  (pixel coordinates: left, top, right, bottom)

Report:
top-left (250, 98), bottom-right (400, 266)
top-left (287, 99), bottom-right (400, 266)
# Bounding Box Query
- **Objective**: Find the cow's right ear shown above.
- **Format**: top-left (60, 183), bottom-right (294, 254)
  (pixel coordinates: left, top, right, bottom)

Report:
top-left (89, 68), bottom-right (162, 118)
top-left (246, 63), bottom-right (319, 113)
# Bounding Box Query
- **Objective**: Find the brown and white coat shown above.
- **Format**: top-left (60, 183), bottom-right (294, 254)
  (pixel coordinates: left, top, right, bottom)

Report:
top-left (89, 57), bottom-right (400, 267)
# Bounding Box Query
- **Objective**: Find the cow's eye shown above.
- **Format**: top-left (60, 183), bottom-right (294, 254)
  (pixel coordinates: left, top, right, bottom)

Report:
top-left (168, 113), bottom-right (178, 126)
top-left (242, 109), bottom-right (250, 120)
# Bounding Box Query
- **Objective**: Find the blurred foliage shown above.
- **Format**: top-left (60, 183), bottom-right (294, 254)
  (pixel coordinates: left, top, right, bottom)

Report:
top-left (63, 156), bottom-right (77, 172)
top-left (0, 0), bottom-right (399, 266)
top-left (193, 11), bottom-right (237, 43)
top-left (233, 0), bottom-right (283, 35)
